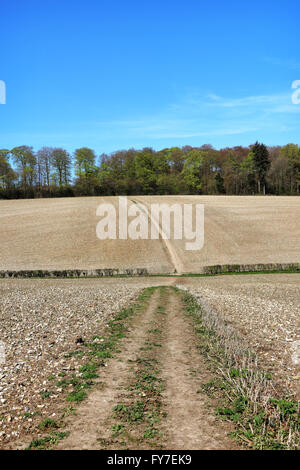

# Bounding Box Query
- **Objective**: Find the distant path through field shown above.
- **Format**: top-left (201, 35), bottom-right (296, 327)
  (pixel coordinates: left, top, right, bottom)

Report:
top-left (130, 198), bottom-right (184, 274)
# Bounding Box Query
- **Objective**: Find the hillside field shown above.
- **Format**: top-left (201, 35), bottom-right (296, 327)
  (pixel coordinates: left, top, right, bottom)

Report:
top-left (0, 196), bottom-right (299, 273)
top-left (0, 196), bottom-right (300, 449)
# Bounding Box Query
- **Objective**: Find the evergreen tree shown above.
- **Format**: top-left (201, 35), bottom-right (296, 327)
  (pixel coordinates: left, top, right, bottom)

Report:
top-left (251, 142), bottom-right (270, 194)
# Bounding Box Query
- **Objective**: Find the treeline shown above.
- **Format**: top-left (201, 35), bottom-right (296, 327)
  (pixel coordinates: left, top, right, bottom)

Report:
top-left (0, 142), bottom-right (299, 199)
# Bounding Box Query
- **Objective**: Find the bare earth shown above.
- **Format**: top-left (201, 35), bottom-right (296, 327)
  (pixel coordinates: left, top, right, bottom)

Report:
top-left (0, 274), bottom-right (299, 449)
top-left (178, 274), bottom-right (300, 398)
top-left (53, 287), bottom-right (238, 450)
top-left (159, 291), bottom-right (238, 449)
top-left (0, 195), bottom-right (299, 449)
top-left (0, 279), bottom-right (142, 445)
top-left (0, 196), bottom-right (299, 273)
top-left (135, 195), bottom-right (300, 273)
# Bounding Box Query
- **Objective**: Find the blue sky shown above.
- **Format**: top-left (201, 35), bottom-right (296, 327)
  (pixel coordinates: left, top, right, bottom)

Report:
top-left (1, 0), bottom-right (300, 156)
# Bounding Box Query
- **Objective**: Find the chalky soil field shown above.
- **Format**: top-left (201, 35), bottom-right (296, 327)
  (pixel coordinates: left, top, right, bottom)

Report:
top-left (0, 196), bottom-right (299, 450)
top-left (0, 196), bottom-right (299, 273)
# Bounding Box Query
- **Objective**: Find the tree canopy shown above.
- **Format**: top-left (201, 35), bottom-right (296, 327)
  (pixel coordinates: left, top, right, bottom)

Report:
top-left (0, 142), bottom-right (299, 199)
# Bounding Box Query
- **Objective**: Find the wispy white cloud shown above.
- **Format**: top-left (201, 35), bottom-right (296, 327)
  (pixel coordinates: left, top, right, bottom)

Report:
top-left (96, 116), bottom-right (257, 140)
top-left (205, 93), bottom-right (288, 108)
top-left (92, 89), bottom-right (299, 142)
top-left (2, 88), bottom-right (298, 151)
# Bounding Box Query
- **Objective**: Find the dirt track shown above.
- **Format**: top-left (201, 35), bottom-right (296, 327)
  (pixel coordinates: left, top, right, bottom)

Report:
top-left (51, 286), bottom-right (237, 450)
top-left (1, 274), bottom-right (299, 449)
